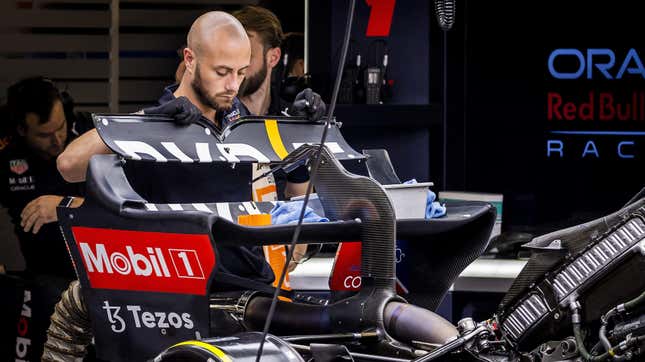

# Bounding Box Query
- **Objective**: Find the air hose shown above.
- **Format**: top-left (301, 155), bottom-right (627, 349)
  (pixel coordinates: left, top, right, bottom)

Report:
top-left (41, 280), bottom-right (93, 362)
top-left (570, 291), bottom-right (645, 362)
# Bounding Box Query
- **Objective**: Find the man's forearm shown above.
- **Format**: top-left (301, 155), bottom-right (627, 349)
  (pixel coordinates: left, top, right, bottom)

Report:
top-left (57, 129), bottom-right (112, 183)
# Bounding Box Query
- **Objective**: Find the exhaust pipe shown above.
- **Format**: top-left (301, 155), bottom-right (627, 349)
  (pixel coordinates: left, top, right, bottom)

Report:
top-left (243, 297), bottom-right (457, 345)
top-left (383, 302), bottom-right (458, 345)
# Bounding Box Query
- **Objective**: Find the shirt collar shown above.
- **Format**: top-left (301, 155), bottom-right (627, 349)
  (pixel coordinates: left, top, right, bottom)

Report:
top-left (157, 83), bottom-right (246, 129)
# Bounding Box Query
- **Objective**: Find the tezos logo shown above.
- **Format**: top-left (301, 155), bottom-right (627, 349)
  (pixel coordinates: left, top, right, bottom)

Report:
top-left (102, 301), bottom-right (194, 334)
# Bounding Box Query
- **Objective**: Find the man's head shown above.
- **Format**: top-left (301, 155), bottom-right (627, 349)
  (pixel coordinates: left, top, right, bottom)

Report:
top-left (182, 11), bottom-right (251, 112)
top-left (7, 77), bottom-right (67, 160)
top-left (232, 6), bottom-right (283, 97)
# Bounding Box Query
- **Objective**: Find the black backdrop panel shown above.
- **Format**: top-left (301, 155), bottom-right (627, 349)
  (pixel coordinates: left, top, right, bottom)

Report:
top-left (462, 0), bottom-right (644, 233)
top-left (330, 0), bottom-right (430, 104)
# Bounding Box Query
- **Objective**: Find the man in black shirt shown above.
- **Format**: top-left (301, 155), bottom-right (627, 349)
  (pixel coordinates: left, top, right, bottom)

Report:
top-left (233, 6), bottom-right (320, 269)
top-left (1, 77), bottom-right (90, 278)
top-left (0, 76), bottom-right (92, 361)
top-left (57, 11), bottom-right (324, 290)
top-left (232, 7), bottom-right (316, 119)
top-left (232, 6), bottom-right (318, 194)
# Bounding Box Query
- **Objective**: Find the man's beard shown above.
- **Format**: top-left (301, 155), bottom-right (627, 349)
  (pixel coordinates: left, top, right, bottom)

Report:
top-left (239, 56), bottom-right (268, 98)
top-left (191, 64), bottom-right (234, 113)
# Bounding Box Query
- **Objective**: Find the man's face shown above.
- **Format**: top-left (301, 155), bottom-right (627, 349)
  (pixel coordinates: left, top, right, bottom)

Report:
top-left (20, 100), bottom-right (67, 160)
top-left (239, 31), bottom-right (268, 97)
top-left (187, 32), bottom-right (251, 112)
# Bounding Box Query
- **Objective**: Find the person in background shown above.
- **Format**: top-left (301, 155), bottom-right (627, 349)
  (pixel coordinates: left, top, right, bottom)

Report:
top-left (232, 6), bottom-right (324, 270)
top-left (232, 6), bottom-right (322, 198)
top-left (233, 6), bottom-right (289, 116)
top-left (233, 6), bottom-right (321, 119)
top-left (0, 76), bottom-right (92, 361)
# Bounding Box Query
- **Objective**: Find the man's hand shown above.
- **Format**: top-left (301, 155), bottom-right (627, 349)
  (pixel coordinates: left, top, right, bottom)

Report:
top-left (143, 96), bottom-right (202, 125)
top-left (287, 244), bottom-right (308, 273)
top-left (20, 195), bottom-right (63, 234)
top-left (289, 88), bottom-right (327, 122)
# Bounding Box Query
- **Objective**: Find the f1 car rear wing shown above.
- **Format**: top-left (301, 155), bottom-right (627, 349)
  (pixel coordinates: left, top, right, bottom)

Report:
top-left (58, 147), bottom-right (496, 361)
top-left (59, 151), bottom-right (365, 361)
top-left (92, 114), bottom-right (365, 163)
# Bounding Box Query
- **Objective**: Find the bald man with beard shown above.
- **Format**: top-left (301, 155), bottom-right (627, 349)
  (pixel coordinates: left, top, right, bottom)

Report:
top-left (57, 11), bottom-right (251, 181)
top-left (57, 11), bottom-right (321, 289)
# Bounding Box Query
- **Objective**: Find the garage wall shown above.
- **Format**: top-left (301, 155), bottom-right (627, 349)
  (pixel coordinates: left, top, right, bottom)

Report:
top-left (0, 0), bottom-right (258, 113)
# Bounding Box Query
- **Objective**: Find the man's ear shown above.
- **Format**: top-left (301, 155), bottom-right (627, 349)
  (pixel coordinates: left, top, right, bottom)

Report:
top-left (184, 48), bottom-right (196, 74)
top-left (267, 47), bottom-right (281, 69)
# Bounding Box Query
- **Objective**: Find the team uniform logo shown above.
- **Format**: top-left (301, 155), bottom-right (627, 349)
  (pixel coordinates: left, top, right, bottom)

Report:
top-left (224, 108), bottom-right (241, 124)
top-left (9, 159), bottom-right (29, 175)
top-left (8, 159), bottom-right (35, 192)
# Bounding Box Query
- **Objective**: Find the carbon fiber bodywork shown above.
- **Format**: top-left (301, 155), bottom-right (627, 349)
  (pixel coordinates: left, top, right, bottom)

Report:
top-left (497, 202), bottom-right (645, 350)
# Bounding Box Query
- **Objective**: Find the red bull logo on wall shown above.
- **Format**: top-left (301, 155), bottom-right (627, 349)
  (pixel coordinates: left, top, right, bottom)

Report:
top-left (545, 48), bottom-right (645, 159)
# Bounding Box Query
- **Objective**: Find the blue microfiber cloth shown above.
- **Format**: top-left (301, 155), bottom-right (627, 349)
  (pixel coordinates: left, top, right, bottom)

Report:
top-left (403, 179), bottom-right (446, 218)
top-left (270, 201), bottom-right (329, 225)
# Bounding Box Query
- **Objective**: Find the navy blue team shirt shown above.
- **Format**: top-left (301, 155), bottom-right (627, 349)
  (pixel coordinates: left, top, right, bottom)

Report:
top-left (124, 84), bottom-right (307, 289)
